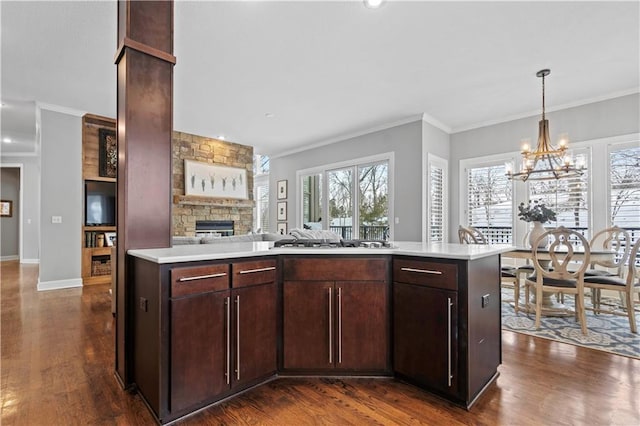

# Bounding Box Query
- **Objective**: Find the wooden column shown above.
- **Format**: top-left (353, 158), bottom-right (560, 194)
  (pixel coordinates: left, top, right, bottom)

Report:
top-left (114, 0), bottom-right (175, 387)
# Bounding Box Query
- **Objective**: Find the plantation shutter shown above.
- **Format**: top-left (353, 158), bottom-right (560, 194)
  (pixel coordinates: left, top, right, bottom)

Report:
top-left (256, 182), bottom-right (269, 233)
top-left (609, 145), bottom-right (640, 246)
top-left (466, 163), bottom-right (513, 244)
top-left (428, 155), bottom-right (447, 242)
top-left (528, 149), bottom-right (589, 238)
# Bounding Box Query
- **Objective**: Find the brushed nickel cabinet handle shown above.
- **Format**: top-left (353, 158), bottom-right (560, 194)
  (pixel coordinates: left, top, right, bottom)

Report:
top-left (338, 287), bottom-right (342, 364)
top-left (178, 272), bottom-right (227, 282)
top-left (238, 266), bottom-right (276, 274)
top-left (447, 297), bottom-right (453, 387)
top-left (400, 267), bottom-right (443, 275)
top-left (225, 296), bottom-right (230, 385)
top-left (328, 287), bottom-right (333, 364)
top-left (235, 295), bottom-right (240, 381)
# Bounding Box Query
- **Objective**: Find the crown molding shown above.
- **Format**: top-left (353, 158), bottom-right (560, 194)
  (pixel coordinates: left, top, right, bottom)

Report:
top-left (452, 88), bottom-right (640, 134)
top-left (36, 102), bottom-right (86, 117)
top-left (270, 114), bottom-right (423, 159)
top-left (421, 112), bottom-right (451, 134)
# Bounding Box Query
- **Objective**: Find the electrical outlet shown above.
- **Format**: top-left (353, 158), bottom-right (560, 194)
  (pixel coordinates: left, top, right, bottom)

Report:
top-left (481, 294), bottom-right (490, 308)
top-left (51, 216), bottom-right (62, 224)
top-left (139, 297), bottom-right (148, 312)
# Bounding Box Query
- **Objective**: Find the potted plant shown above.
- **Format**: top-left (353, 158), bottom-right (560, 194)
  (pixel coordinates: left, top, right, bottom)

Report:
top-left (518, 200), bottom-right (557, 248)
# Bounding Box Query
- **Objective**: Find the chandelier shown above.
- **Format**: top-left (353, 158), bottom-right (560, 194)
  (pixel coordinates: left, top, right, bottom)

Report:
top-left (506, 69), bottom-right (585, 181)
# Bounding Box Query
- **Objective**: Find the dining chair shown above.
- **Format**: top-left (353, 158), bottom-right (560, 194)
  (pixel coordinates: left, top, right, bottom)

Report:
top-left (524, 226), bottom-right (591, 335)
top-left (586, 226), bottom-right (631, 277)
top-left (458, 225), bottom-right (520, 310)
top-left (584, 238), bottom-right (640, 333)
top-left (458, 225), bottom-right (487, 244)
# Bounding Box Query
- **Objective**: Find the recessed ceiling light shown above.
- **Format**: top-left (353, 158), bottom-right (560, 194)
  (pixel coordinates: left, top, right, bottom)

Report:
top-left (364, 0), bottom-right (384, 9)
top-left (265, 112), bottom-right (275, 119)
top-left (3, 138), bottom-right (12, 143)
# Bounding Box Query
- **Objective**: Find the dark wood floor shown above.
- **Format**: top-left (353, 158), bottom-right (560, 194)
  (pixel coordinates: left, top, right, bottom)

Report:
top-left (1, 260), bottom-right (639, 425)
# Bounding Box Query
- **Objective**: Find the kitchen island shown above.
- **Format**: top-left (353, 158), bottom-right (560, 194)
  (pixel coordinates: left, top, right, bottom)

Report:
top-left (127, 241), bottom-right (513, 424)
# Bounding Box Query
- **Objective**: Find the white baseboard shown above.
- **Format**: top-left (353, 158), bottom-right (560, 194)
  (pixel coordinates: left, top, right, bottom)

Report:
top-left (1, 255), bottom-right (19, 261)
top-left (21, 258), bottom-right (40, 264)
top-left (37, 277), bottom-right (83, 291)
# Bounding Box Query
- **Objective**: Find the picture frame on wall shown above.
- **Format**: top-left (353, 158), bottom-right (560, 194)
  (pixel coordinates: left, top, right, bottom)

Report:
top-left (277, 201), bottom-right (287, 221)
top-left (277, 179), bottom-right (288, 199)
top-left (0, 200), bottom-right (12, 217)
top-left (277, 222), bottom-right (288, 235)
top-left (184, 159), bottom-right (248, 199)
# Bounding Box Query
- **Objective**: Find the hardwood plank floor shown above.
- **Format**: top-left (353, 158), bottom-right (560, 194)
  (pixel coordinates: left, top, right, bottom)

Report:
top-left (1, 260), bottom-right (639, 425)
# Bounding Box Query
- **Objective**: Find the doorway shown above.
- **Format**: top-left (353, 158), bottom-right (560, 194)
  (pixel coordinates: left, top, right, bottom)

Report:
top-left (0, 165), bottom-right (22, 262)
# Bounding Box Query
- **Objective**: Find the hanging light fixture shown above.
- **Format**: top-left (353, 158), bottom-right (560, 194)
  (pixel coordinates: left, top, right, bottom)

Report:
top-left (506, 69), bottom-right (586, 181)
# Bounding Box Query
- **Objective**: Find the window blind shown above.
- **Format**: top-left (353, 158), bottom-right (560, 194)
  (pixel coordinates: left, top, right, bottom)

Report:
top-left (466, 163), bottom-right (513, 244)
top-left (609, 145), bottom-right (640, 247)
top-left (528, 150), bottom-right (589, 239)
top-left (429, 164), bottom-right (444, 242)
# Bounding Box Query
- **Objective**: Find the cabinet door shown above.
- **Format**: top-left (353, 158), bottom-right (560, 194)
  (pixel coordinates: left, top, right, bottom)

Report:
top-left (232, 283), bottom-right (277, 387)
top-left (170, 291), bottom-right (229, 412)
top-left (283, 281), bottom-right (334, 370)
top-left (394, 282), bottom-right (459, 397)
top-left (335, 281), bottom-right (388, 371)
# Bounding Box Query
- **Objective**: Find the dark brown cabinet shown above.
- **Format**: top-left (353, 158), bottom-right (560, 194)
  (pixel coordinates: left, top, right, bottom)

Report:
top-left (394, 282), bottom-right (458, 396)
top-left (282, 257), bottom-right (389, 373)
top-left (131, 257), bottom-right (277, 424)
top-left (393, 256), bottom-right (501, 408)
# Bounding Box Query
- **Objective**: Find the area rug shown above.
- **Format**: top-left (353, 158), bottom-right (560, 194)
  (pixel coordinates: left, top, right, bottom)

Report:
top-left (501, 289), bottom-right (640, 359)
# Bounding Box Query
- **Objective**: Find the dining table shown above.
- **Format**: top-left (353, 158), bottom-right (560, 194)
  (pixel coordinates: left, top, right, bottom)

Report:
top-left (502, 246), bottom-right (615, 315)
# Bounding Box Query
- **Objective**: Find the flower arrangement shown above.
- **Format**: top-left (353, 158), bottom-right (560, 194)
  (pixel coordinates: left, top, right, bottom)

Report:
top-left (517, 200), bottom-right (557, 223)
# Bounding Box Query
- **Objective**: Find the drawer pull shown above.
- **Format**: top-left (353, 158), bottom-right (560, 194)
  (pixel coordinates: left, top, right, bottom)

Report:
top-left (178, 272), bottom-right (227, 282)
top-left (400, 267), bottom-right (443, 275)
top-left (238, 266), bottom-right (276, 274)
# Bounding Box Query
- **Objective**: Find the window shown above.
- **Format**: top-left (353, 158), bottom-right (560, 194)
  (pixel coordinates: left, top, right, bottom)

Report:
top-left (253, 155), bottom-right (269, 232)
top-left (528, 149), bottom-right (590, 239)
top-left (298, 154), bottom-right (392, 240)
top-left (465, 161), bottom-right (513, 244)
top-left (427, 154), bottom-right (447, 243)
top-left (609, 144), bottom-right (640, 246)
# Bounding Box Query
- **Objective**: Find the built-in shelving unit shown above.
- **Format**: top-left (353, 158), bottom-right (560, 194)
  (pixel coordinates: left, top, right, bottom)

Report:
top-left (82, 114), bottom-right (116, 285)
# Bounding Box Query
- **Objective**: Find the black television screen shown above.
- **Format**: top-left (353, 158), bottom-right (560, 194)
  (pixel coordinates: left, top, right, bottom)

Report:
top-left (85, 181), bottom-right (116, 226)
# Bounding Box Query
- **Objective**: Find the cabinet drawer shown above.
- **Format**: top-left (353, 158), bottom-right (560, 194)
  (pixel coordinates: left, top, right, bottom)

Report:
top-left (283, 258), bottom-right (387, 281)
top-left (170, 264), bottom-right (229, 297)
top-left (232, 259), bottom-right (277, 288)
top-left (393, 259), bottom-right (458, 291)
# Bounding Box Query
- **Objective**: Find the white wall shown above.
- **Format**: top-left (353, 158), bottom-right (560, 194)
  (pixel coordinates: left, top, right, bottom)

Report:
top-left (38, 109), bottom-right (83, 289)
top-left (270, 120), bottom-right (424, 241)
top-left (449, 93), bottom-right (640, 242)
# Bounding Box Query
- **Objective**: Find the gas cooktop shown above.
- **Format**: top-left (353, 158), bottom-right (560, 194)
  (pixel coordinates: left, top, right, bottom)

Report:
top-left (272, 239), bottom-right (393, 248)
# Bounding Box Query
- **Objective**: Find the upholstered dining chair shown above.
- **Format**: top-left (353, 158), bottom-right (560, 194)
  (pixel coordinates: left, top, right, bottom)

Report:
top-left (524, 227), bottom-right (591, 335)
top-left (584, 238), bottom-right (640, 333)
top-left (458, 225), bottom-right (520, 310)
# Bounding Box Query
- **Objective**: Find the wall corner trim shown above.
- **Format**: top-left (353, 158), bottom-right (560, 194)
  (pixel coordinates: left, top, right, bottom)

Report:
top-left (37, 277), bottom-right (83, 291)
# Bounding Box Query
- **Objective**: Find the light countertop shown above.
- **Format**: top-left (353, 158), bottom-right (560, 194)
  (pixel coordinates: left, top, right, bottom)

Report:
top-left (128, 241), bottom-right (515, 264)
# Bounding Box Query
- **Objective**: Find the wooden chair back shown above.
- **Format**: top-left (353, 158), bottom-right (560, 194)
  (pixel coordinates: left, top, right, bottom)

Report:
top-left (532, 226), bottom-right (591, 282)
top-left (589, 226), bottom-right (631, 276)
top-left (458, 225), bottom-right (487, 244)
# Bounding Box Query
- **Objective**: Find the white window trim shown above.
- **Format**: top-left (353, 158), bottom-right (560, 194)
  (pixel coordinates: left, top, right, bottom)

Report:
top-left (295, 152), bottom-right (395, 238)
top-left (458, 133), bottom-right (639, 245)
top-left (424, 153), bottom-right (448, 243)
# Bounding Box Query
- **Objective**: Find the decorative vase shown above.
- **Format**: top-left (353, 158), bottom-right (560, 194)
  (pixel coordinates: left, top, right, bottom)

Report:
top-left (528, 221), bottom-right (547, 248)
